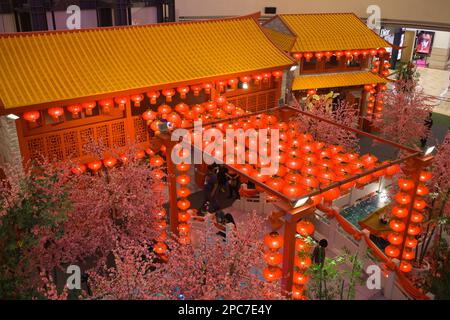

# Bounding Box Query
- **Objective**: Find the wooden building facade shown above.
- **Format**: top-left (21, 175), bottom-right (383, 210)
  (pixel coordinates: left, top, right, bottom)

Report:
top-left (0, 14), bottom-right (294, 164)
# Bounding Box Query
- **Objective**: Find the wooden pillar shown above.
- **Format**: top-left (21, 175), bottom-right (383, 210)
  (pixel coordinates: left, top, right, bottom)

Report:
top-left (166, 145), bottom-right (179, 236)
top-left (276, 201), bottom-right (316, 293)
top-left (281, 213), bottom-right (297, 292)
top-left (156, 133), bottom-right (180, 236)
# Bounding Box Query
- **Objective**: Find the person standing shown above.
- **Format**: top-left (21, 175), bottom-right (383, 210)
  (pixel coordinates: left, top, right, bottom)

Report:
top-left (226, 169), bottom-right (241, 200)
top-left (203, 165), bottom-right (219, 210)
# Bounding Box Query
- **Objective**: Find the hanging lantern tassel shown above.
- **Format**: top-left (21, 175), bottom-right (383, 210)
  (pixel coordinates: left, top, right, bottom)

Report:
top-left (48, 107), bottom-right (65, 121)
top-left (162, 89), bottom-right (175, 102)
top-left (177, 86), bottom-right (190, 99)
top-left (67, 105), bottom-right (82, 119)
top-left (114, 97), bottom-right (127, 111)
top-left (190, 85), bottom-right (202, 96)
top-left (99, 99), bottom-right (114, 114)
top-left (131, 94), bottom-right (144, 107)
top-left (23, 111), bottom-right (41, 123)
top-left (147, 91), bottom-right (160, 104)
top-left (203, 83), bottom-right (213, 95)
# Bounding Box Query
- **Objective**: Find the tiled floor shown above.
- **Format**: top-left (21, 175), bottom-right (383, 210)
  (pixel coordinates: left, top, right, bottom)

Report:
top-left (417, 67), bottom-right (450, 116)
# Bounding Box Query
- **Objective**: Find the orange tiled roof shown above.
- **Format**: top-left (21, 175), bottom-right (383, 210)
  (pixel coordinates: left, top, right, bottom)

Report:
top-left (262, 27), bottom-right (296, 52)
top-left (292, 71), bottom-right (387, 91)
top-left (0, 16), bottom-right (293, 110)
top-left (277, 13), bottom-right (392, 52)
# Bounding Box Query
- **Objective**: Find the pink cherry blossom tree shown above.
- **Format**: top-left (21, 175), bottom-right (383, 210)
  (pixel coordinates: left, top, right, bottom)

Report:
top-left (373, 80), bottom-right (435, 149)
top-left (292, 95), bottom-right (360, 152)
top-left (37, 142), bottom-right (167, 272)
top-left (0, 142), bottom-right (166, 298)
top-left (62, 212), bottom-right (283, 300)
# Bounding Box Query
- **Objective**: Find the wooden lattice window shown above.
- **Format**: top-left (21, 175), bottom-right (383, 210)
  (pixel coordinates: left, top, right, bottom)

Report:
top-left (111, 121), bottom-right (126, 148)
top-left (133, 117), bottom-right (149, 144)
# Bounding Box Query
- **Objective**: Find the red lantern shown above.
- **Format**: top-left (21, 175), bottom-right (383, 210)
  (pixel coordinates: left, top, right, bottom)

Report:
top-left (388, 233), bottom-right (403, 245)
top-left (177, 199), bottom-right (191, 211)
top-left (190, 84), bottom-right (202, 96)
top-left (389, 219), bottom-right (406, 232)
top-left (131, 94), bottom-right (144, 107)
top-left (142, 110), bottom-right (157, 123)
top-left (23, 111), bottom-right (40, 122)
top-left (178, 211), bottom-right (191, 222)
top-left (399, 262), bottom-right (412, 273)
top-left (177, 86), bottom-right (190, 99)
top-left (203, 83), bottom-right (213, 94)
top-left (370, 48), bottom-right (378, 56)
top-left (402, 250), bottom-right (415, 261)
top-left (264, 251), bottom-right (283, 266)
top-left (282, 184), bottom-right (304, 198)
top-left (413, 198), bottom-right (427, 211)
top-left (147, 91), bottom-right (160, 104)
top-left (419, 171), bottom-right (432, 182)
top-left (294, 255), bottom-right (312, 269)
top-left (177, 187), bottom-right (191, 198)
top-left (264, 232), bottom-right (283, 250)
top-left (99, 99), bottom-right (114, 113)
top-left (411, 212), bottom-right (424, 223)
top-left (176, 163), bottom-right (190, 172)
top-left (48, 107), bottom-right (64, 120)
top-left (103, 157), bottom-right (117, 168)
top-left (335, 51), bottom-right (343, 58)
top-left (266, 177), bottom-right (286, 192)
top-left (344, 50), bottom-right (353, 59)
top-left (272, 70), bottom-right (283, 80)
top-left (253, 74), bottom-right (263, 84)
top-left (295, 238), bottom-right (311, 252)
top-left (395, 192), bottom-right (411, 205)
top-left (215, 96), bottom-right (227, 106)
top-left (405, 237), bottom-right (418, 249)
top-left (416, 185), bottom-right (429, 196)
top-left (398, 178), bottom-right (414, 191)
top-left (262, 72), bottom-right (272, 82)
top-left (135, 150), bottom-right (145, 160)
top-left (292, 285), bottom-right (306, 300)
top-left (293, 53), bottom-right (303, 60)
top-left (324, 51), bottom-right (333, 61)
top-left (153, 242), bottom-right (167, 255)
top-left (177, 174), bottom-right (191, 185)
top-left (307, 89), bottom-right (316, 96)
top-left (392, 206), bottom-right (408, 218)
top-left (166, 112), bottom-right (182, 128)
top-left (296, 220), bottom-right (315, 236)
top-left (162, 89), bottom-right (175, 102)
top-left (353, 50), bottom-right (360, 57)
top-left (67, 105), bottom-right (82, 118)
top-left (293, 272), bottom-right (309, 285)
top-left (114, 97), bottom-right (127, 111)
top-left (263, 266), bottom-right (282, 282)
top-left (384, 245), bottom-right (400, 258)
top-left (408, 225), bottom-right (421, 236)
top-left (150, 155), bottom-right (164, 167)
top-left (304, 52), bottom-right (313, 62)
top-left (178, 222), bottom-right (190, 234)
top-left (157, 104), bottom-right (172, 115)
top-left (87, 160), bottom-right (102, 172)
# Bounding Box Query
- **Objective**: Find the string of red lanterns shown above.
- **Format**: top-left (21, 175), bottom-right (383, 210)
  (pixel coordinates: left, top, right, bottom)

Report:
top-left (263, 231), bottom-right (283, 283)
top-left (292, 48), bottom-right (386, 62)
top-left (387, 170), bottom-right (432, 273)
top-left (176, 160), bottom-right (192, 245)
top-left (292, 220), bottom-right (315, 300)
